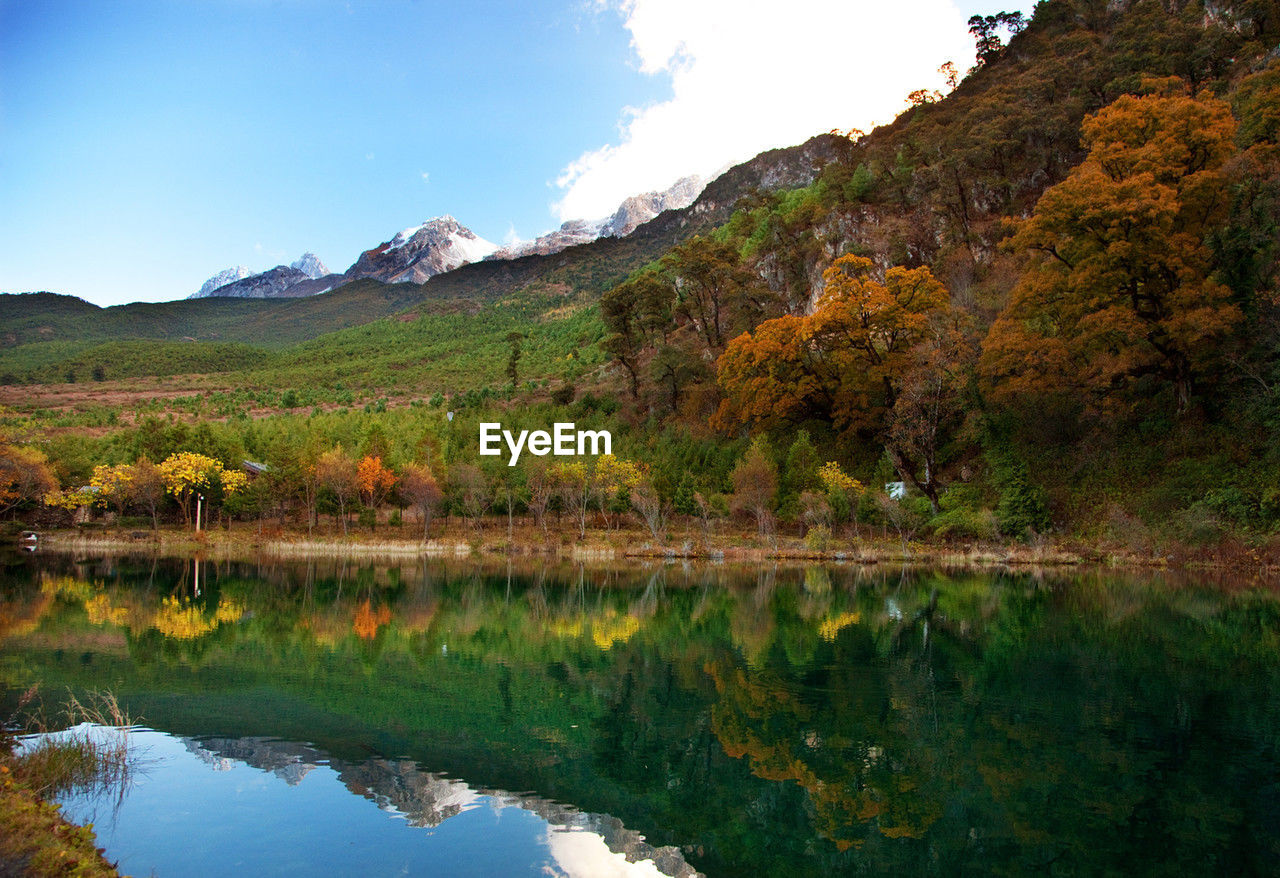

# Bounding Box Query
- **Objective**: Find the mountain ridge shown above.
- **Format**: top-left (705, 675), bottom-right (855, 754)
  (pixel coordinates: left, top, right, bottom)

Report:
top-left (0, 132), bottom-right (848, 358)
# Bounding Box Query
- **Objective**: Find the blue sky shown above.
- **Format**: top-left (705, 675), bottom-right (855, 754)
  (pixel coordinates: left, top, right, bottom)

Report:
top-left (1, 0), bottom-right (1016, 306)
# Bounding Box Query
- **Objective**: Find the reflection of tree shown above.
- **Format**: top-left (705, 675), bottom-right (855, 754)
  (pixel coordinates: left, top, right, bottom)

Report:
top-left (706, 649), bottom-right (942, 851)
top-left (6, 559), bottom-right (1280, 875)
top-left (352, 600), bottom-right (391, 640)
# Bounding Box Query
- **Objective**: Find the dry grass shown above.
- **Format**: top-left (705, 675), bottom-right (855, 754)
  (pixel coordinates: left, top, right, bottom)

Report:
top-left (39, 516), bottom-right (1280, 578)
top-left (8, 690), bottom-right (136, 802)
top-left (0, 688), bottom-right (137, 877)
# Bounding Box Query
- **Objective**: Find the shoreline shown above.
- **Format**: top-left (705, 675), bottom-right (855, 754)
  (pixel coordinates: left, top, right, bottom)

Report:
top-left (18, 522), bottom-right (1280, 581)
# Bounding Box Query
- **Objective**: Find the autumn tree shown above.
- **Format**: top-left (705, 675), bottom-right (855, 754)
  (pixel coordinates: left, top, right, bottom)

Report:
top-left (717, 255), bottom-right (949, 435)
top-left (356, 455), bottom-right (396, 511)
top-left (983, 88), bottom-right (1242, 415)
top-left (716, 255), bottom-right (955, 504)
top-left (818, 460), bottom-right (865, 537)
top-left (0, 443), bottom-right (57, 516)
top-left (156, 451), bottom-right (246, 526)
top-left (89, 463), bottom-right (134, 517)
top-left (399, 463), bottom-right (443, 540)
top-left (317, 447), bottom-right (358, 535)
top-left (593, 455), bottom-right (643, 529)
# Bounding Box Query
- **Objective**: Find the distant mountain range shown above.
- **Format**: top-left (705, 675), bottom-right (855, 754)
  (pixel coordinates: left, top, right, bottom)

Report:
top-left (1, 132), bottom-right (849, 359)
top-left (189, 176), bottom-right (709, 301)
top-left (490, 175), bottom-right (706, 260)
top-left (189, 253), bottom-right (331, 300)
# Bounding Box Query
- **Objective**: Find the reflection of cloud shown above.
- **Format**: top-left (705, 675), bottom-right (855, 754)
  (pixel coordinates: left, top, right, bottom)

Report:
top-left (545, 827), bottom-right (668, 878)
top-left (556, 0), bottom-right (975, 221)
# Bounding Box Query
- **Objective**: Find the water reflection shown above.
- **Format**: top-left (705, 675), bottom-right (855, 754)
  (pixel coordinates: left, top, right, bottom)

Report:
top-left (43, 727), bottom-right (693, 878)
top-left (3, 552), bottom-right (1280, 876)
top-left (180, 734), bottom-right (698, 876)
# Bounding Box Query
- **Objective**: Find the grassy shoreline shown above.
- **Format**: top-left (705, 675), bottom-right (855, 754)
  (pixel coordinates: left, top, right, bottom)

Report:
top-left (23, 518), bottom-right (1280, 579)
top-left (0, 694), bottom-right (133, 878)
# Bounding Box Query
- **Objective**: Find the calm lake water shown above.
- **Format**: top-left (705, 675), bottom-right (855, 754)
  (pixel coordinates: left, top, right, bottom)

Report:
top-left (2, 551), bottom-right (1279, 876)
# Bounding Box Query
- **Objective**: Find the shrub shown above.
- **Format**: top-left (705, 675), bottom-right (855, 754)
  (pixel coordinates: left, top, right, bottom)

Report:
top-left (804, 525), bottom-right (832, 552)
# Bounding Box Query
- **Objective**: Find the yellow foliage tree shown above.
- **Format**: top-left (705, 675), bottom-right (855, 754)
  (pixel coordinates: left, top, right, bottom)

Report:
top-left (90, 463), bottom-right (135, 514)
top-left (156, 451), bottom-right (246, 525)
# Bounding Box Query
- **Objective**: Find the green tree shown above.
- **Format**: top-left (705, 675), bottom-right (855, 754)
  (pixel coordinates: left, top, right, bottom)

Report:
top-left (730, 437), bottom-right (778, 537)
top-left (780, 430), bottom-right (821, 519)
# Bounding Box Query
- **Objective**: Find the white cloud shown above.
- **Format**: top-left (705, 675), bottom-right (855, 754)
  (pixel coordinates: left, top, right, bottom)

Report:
top-left (555, 0), bottom-right (977, 221)
top-left (421, 171), bottom-right (430, 183)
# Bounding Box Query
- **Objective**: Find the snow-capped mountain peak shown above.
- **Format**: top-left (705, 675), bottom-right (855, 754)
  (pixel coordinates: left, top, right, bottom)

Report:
top-left (345, 216), bottom-right (497, 285)
top-left (290, 252), bottom-right (330, 279)
top-left (193, 266), bottom-right (253, 298)
top-left (492, 174), bottom-right (708, 260)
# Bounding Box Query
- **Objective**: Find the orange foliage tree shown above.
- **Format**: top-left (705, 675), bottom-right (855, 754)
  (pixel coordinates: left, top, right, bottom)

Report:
top-left (1, 444), bottom-right (57, 515)
top-left (715, 254), bottom-right (954, 506)
top-left (355, 454), bottom-right (396, 510)
top-left (982, 88), bottom-right (1242, 413)
top-left (716, 255), bottom-right (948, 433)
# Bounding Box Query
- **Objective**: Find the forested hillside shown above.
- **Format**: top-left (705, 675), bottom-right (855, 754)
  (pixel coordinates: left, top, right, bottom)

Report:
top-left (594, 0), bottom-right (1280, 542)
top-left (4, 0), bottom-right (1279, 552)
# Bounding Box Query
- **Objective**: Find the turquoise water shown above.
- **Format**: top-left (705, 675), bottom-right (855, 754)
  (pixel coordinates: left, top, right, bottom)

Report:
top-left (3, 552), bottom-right (1280, 876)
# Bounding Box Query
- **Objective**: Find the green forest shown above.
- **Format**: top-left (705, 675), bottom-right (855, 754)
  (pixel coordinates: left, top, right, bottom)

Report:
top-left (4, 0), bottom-right (1280, 558)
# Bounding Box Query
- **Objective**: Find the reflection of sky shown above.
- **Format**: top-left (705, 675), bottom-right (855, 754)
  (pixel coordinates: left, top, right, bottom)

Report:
top-left (52, 730), bottom-right (686, 878)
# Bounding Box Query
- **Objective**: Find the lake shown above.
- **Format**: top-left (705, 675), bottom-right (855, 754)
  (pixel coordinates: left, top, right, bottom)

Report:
top-left (2, 551), bottom-right (1279, 876)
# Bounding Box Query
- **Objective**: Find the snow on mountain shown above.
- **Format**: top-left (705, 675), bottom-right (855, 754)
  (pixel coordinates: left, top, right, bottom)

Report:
top-left (187, 175), bottom-right (705, 300)
top-left (344, 216), bottom-right (498, 285)
top-left (193, 265), bottom-right (313, 299)
top-left (191, 254), bottom-right (331, 299)
top-left (492, 175), bottom-right (709, 260)
top-left (290, 252), bottom-right (330, 279)
top-left (192, 266), bottom-right (253, 299)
